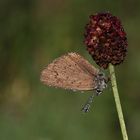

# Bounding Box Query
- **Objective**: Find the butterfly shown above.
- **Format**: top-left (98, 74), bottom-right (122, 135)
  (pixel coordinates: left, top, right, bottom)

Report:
top-left (40, 52), bottom-right (108, 112)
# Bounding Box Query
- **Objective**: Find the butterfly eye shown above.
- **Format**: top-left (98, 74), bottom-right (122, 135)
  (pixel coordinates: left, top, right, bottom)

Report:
top-left (97, 72), bottom-right (104, 77)
top-left (98, 73), bottom-right (103, 76)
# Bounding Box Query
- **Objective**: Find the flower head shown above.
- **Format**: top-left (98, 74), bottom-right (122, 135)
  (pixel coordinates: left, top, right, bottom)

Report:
top-left (84, 12), bottom-right (127, 69)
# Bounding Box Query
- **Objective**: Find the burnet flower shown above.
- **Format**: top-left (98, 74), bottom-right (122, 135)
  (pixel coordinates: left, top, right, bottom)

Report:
top-left (84, 12), bottom-right (127, 69)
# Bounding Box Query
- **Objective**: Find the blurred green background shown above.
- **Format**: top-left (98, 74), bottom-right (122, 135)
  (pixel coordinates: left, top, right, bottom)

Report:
top-left (0, 0), bottom-right (140, 140)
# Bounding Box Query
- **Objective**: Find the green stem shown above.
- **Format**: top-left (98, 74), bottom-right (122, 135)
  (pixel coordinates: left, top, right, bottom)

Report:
top-left (109, 64), bottom-right (128, 140)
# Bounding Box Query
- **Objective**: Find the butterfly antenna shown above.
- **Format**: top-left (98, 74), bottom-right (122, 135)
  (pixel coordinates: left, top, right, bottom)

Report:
top-left (81, 93), bottom-right (95, 113)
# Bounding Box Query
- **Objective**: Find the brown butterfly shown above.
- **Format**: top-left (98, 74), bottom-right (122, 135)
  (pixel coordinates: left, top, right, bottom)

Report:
top-left (40, 52), bottom-right (108, 112)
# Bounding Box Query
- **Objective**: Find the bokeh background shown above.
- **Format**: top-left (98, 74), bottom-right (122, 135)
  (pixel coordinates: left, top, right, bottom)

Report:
top-left (0, 0), bottom-right (140, 140)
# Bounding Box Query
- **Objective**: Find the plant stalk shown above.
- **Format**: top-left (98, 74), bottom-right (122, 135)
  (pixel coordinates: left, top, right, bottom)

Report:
top-left (109, 64), bottom-right (128, 140)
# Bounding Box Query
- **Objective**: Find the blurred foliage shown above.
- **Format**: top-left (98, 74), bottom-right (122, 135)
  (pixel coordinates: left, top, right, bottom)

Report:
top-left (0, 0), bottom-right (140, 140)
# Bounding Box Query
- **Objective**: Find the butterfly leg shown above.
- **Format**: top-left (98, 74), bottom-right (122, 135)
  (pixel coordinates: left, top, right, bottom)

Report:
top-left (81, 93), bottom-right (95, 113)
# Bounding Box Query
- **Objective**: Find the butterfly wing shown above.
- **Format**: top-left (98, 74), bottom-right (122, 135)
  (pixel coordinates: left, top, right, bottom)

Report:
top-left (40, 52), bottom-right (99, 91)
top-left (67, 52), bottom-right (99, 76)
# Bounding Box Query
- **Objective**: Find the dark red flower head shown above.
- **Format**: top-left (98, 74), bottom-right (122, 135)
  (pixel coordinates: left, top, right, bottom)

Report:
top-left (84, 12), bottom-right (128, 69)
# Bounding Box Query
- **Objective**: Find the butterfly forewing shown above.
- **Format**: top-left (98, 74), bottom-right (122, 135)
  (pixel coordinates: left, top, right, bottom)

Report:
top-left (40, 53), bottom-right (99, 91)
top-left (67, 53), bottom-right (98, 76)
